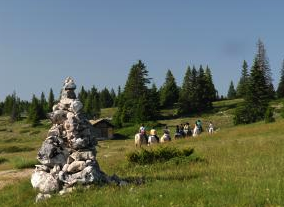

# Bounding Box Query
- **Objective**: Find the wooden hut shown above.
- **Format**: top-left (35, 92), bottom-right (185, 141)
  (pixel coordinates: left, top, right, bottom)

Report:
top-left (89, 119), bottom-right (114, 140)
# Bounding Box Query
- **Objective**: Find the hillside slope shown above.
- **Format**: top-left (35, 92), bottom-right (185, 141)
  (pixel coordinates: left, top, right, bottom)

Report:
top-left (0, 116), bottom-right (283, 207)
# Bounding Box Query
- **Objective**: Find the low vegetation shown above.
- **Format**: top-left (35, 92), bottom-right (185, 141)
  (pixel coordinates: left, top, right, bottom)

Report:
top-left (0, 157), bottom-right (8, 164)
top-left (0, 99), bottom-right (283, 206)
top-left (11, 158), bottom-right (39, 169)
top-left (126, 146), bottom-right (195, 165)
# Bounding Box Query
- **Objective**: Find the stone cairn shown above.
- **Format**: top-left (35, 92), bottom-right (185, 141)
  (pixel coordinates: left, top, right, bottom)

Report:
top-left (31, 77), bottom-right (125, 202)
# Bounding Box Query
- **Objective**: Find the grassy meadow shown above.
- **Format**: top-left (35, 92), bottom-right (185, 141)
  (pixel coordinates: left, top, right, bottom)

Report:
top-left (0, 99), bottom-right (283, 206)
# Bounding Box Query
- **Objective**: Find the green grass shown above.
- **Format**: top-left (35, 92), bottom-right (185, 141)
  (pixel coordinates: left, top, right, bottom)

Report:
top-left (0, 102), bottom-right (284, 206)
top-left (0, 119), bottom-right (284, 206)
top-left (100, 107), bottom-right (118, 118)
top-left (0, 146), bottom-right (34, 153)
top-left (11, 157), bottom-right (39, 169)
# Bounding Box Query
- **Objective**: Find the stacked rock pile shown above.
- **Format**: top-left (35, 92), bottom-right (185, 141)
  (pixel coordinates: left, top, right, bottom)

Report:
top-left (31, 77), bottom-right (125, 202)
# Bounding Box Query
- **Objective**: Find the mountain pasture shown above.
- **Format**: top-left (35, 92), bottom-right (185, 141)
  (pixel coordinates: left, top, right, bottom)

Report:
top-left (0, 102), bottom-right (283, 206)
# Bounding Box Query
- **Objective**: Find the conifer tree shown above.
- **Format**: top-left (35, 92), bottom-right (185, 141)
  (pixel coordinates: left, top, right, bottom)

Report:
top-left (110, 88), bottom-right (116, 107)
top-left (3, 94), bottom-right (14, 115)
top-left (196, 65), bottom-right (212, 111)
top-left (28, 95), bottom-right (41, 126)
top-left (205, 66), bottom-right (217, 102)
top-left (234, 58), bottom-right (269, 124)
top-left (147, 84), bottom-right (160, 119)
top-left (114, 60), bottom-right (158, 125)
top-left (10, 92), bottom-right (21, 122)
top-left (236, 60), bottom-right (250, 98)
top-left (178, 66), bottom-right (192, 114)
top-left (78, 86), bottom-right (88, 105)
top-left (255, 39), bottom-right (275, 99)
top-left (0, 102), bottom-right (4, 116)
top-left (246, 58), bottom-right (269, 118)
top-left (84, 86), bottom-right (101, 119)
top-left (39, 92), bottom-right (47, 118)
top-left (277, 59), bottom-right (284, 98)
top-left (48, 88), bottom-right (55, 112)
top-left (227, 81), bottom-right (237, 99)
top-left (189, 66), bottom-right (199, 111)
top-left (100, 88), bottom-right (113, 108)
top-left (159, 70), bottom-right (179, 108)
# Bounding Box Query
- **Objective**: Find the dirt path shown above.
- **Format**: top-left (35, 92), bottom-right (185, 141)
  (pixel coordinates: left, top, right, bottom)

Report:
top-left (0, 169), bottom-right (33, 190)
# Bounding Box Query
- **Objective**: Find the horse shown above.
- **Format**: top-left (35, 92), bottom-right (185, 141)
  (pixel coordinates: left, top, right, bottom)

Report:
top-left (160, 134), bottom-right (171, 143)
top-left (148, 135), bottom-right (159, 146)
top-left (208, 127), bottom-right (214, 134)
top-left (134, 133), bottom-right (147, 147)
top-left (192, 125), bottom-right (200, 137)
top-left (174, 133), bottom-right (183, 139)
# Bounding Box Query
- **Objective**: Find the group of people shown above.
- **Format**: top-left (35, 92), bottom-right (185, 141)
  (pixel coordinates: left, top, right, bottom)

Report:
top-left (138, 124), bottom-right (170, 145)
top-left (175, 120), bottom-right (214, 137)
top-left (138, 120), bottom-right (214, 145)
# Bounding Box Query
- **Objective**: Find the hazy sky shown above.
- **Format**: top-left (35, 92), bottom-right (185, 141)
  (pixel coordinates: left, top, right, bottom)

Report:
top-left (1, 0), bottom-right (284, 100)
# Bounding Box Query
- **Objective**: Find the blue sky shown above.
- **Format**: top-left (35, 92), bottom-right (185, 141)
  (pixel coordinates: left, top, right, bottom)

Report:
top-left (0, 0), bottom-right (284, 100)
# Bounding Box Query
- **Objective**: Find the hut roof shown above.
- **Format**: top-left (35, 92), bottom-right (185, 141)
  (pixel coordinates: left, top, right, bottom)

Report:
top-left (89, 118), bottom-right (114, 127)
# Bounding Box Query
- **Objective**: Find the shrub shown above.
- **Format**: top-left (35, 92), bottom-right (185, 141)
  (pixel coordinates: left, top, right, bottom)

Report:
top-left (0, 157), bottom-right (8, 164)
top-left (126, 146), bottom-right (194, 165)
top-left (265, 107), bottom-right (275, 123)
top-left (234, 103), bottom-right (266, 125)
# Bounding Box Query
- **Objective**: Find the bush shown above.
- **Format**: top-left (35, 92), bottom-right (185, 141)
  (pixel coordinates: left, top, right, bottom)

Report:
top-left (234, 103), bottom-right (266, 125)
top-left (0, 157), bottom-right (8, 164)
top-left (265, 107), bottom-right (275, 123)
top-left (233, 104), bottom-right (253, 125)
top-left (126, 146), bottom-right (194, 165)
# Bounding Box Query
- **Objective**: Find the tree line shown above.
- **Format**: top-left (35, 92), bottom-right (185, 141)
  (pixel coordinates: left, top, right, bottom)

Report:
top-left (0, 86), bottom-right (119, 126)
top-left (228, 39), bottom-right (283, 124)
top-left (1, 39), bottom-right (283, 127)
top-left (113, 60), bottom-right (218, 126)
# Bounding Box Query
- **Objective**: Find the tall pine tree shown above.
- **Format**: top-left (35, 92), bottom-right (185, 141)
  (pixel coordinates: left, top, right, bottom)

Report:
top-left (114, 60), bottom-right (158, 125)
top-left (28, 95), bottom-right (41, 126)
top-left (178, 66), bottom-right (192, 114)
top-left (10, 92), bottom-right (21, 122)
top-left (100, 88), bottom-right (113, 108)
top-left (277, 59), bottom-right (284, 98)
top-left (205, 66), bottom-right (217, 102)
top-left (236, 60), bottom-right (250, 98)
top-left (196, 65), bottom-right (212, 111)
top-left (255, 39), bottom-right (275, 99)
top-left (48, 88), bottom-right (55, 112)
top-left (227, 81), bottom-right (237, 99)
top-left (234, 58), bottom-right (269, 124)
top-left (159, 70), bottom-right (179, 108)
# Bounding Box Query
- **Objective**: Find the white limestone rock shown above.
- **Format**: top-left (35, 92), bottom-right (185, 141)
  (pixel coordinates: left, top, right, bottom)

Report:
top-left (70, 100), bottom-right (83, 114)
top-left (35, 193), bottom-right (51, 203)
top-left (31, 171), bottom-right (59, 193)
top-left (70, 150), bottom-right (95, 161)
top-left (67, 161), bottom-right (86, 173)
